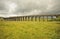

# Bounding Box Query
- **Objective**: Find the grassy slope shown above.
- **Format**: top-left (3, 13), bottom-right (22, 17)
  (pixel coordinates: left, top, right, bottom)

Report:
top-left (0, 21), bottom-right (60, 39)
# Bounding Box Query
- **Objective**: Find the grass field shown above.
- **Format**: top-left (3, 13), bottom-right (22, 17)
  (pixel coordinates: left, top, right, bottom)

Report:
top-left (0, 21), bottom-right (60, 39)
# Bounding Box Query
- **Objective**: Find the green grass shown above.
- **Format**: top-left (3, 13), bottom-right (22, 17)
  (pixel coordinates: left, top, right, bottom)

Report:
top-left (0, 21), bottom-right (60, 39)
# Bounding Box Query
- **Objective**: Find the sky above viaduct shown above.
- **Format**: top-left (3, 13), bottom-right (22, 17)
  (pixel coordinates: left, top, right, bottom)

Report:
top-left (0, 0), bottom-right (60, 17)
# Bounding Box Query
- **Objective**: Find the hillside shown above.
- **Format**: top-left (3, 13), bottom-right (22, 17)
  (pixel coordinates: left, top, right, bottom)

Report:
top-left (0, 21), bottom-right (60, 39)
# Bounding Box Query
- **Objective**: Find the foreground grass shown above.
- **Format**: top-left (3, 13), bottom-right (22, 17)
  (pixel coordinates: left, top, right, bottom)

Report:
top-left (0, 21), bottom-right (60, 39)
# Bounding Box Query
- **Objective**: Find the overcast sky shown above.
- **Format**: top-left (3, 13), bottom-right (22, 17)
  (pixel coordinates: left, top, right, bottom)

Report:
top-left (0, 0), bottom-right (60, 17)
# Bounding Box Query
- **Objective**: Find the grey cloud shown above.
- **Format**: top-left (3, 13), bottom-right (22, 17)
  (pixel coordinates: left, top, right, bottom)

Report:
top-left (0, 0), bottom-right (60, 17)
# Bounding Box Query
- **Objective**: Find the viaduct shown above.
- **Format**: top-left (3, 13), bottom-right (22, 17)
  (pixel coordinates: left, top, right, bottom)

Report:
top-left (0, 14), bottom-right (60, 21)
